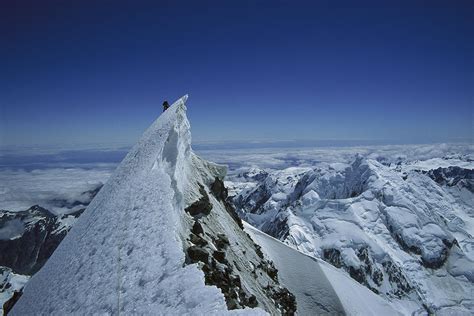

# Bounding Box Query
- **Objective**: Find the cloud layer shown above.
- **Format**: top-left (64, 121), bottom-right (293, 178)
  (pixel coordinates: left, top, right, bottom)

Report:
top-left (1, 142), bottom-right (471, 214)
top-left (0, 167), bottom-right (113, 214)
top-left (198, 143), bottom-right (473, 172)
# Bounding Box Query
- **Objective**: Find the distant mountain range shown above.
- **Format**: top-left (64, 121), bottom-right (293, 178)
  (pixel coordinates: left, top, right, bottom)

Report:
top-left (230, 154), bottom-right (474, 314)
top-left (0, 188), bottom-right (101, 314)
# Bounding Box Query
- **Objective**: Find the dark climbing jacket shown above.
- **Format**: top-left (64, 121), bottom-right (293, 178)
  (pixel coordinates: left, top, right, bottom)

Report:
top-left (163, 101), bottom-right (170, 112)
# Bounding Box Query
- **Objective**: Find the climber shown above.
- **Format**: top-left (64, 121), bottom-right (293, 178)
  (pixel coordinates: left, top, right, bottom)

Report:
top-left (162, 100), bottom-right (170, 112)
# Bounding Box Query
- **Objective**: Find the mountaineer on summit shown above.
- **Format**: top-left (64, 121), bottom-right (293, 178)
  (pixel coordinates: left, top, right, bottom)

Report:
top-left (163, 101), bottom-right (170, 112)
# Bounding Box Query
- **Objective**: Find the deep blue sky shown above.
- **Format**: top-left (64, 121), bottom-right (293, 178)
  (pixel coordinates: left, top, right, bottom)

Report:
top-left (1, 0), bottom-right (473, 147)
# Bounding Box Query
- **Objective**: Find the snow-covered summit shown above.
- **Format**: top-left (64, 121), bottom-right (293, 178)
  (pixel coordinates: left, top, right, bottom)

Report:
top-left (11, 96), bottom-right (252, 315)
top-left (11, 96), bottom-right (303, 315)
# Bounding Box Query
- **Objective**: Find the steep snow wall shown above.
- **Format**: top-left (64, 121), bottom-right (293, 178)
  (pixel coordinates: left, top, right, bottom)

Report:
top-left (11, 96), bottom-right (264, 315)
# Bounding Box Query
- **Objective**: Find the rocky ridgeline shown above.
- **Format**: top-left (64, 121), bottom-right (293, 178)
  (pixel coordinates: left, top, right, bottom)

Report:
top-left (1, 206), bottom-right (69, 275)
top-left (0, 187), bottom-right (101, 314)
top-left (0, 206), bottom-right (78, 314)
top-left (185, 178), bottom-right (296, 314)
top-left (420, 166), bottom-right (473, 192)
top-left (322, 247), bottom-right (412, 297)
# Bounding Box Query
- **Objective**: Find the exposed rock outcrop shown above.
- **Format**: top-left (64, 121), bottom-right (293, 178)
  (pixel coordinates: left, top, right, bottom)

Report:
top-left (0, 206), bottom-right (70, 275)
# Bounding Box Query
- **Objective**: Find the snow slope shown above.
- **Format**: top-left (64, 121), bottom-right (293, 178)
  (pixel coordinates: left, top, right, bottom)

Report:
top-left (245, 222), bottom-right (403, 316)
top-left (11, 96), bottom-right (267, 315)
top-left (0, 267), bottom-right (28, 312)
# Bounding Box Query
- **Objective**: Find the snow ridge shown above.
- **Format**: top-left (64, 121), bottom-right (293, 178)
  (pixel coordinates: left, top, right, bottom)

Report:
top-left (11, 96), bottom-right (237, 315)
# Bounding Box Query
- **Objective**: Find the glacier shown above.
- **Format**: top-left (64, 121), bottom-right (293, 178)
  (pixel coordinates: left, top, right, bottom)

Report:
top-left (232, 152), bottom-right (474, 314)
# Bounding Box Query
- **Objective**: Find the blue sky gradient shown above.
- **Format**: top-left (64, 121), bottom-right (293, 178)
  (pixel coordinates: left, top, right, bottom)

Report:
top-left (1, 0), bottom-right (472, 147)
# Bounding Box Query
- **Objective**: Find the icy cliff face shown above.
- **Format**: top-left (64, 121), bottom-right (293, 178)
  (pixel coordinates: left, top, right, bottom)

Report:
top-left (233, 155), bottom-right (474, 314)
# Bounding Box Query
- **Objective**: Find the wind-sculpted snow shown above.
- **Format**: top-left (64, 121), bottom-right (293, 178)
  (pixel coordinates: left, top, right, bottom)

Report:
top-left (11, 96), bottom-right (267, 315)
top-left (233, 154), bottom-right (474, 314)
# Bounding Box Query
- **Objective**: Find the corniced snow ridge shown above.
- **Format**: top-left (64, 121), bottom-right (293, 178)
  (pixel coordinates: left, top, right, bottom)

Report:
top-left (11, 96), bottom-right (249, 315)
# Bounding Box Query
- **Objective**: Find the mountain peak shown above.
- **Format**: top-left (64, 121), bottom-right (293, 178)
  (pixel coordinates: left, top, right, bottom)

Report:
top-left (10, 96), bottom-right (294, 315)
top-left (10, 95), bottom-right (408, 315)
top-left (11, 96), bottom-right (238, 315)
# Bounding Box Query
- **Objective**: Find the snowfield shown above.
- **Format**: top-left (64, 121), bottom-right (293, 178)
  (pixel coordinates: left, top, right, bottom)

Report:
top-left (245, 222), bottom-right (404, 315)
top-left (232, 151), bottom-right (474, 314)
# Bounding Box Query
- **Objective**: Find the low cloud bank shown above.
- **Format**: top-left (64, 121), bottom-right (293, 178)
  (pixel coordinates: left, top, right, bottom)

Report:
top-left (0, 142), bottom-right (471, 214)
